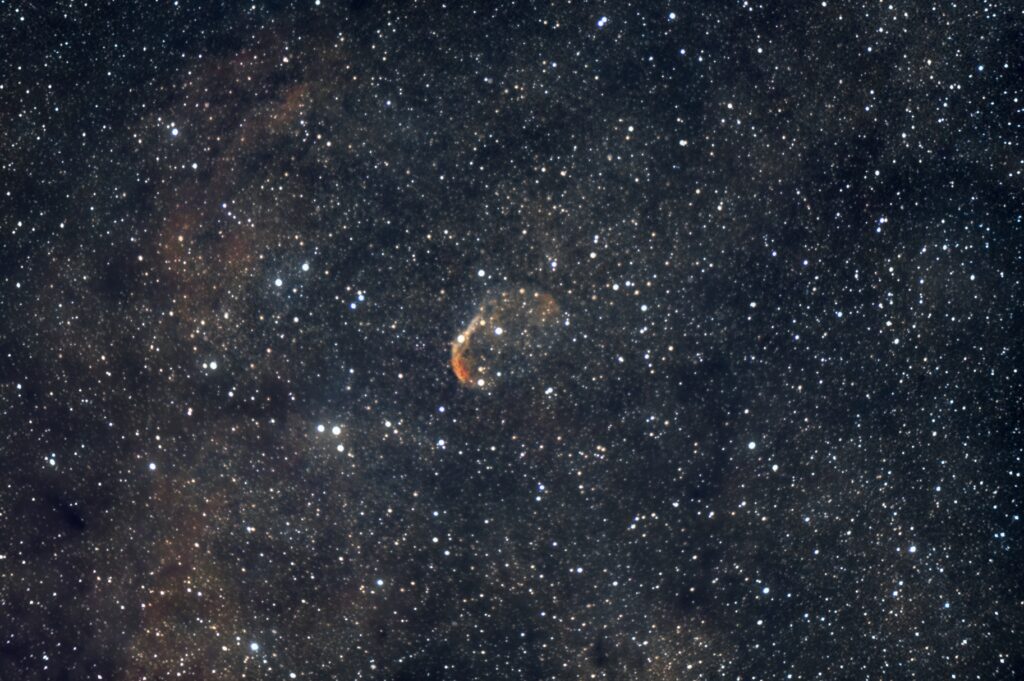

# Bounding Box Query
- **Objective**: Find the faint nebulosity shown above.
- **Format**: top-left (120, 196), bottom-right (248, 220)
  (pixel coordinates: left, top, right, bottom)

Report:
top-left (1, 2), bottom-right (1021, 679)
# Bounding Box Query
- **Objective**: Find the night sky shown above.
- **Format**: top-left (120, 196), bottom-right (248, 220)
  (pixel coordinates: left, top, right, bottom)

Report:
top-left (1, 1), bottom-right (1022, 679)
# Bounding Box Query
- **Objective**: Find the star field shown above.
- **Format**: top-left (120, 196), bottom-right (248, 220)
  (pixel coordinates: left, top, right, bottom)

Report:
top-left (1, 1), bottom-right (1022, 679)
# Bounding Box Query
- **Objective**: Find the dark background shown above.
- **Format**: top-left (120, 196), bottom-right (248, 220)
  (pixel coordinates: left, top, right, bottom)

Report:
top-left (1, 1), bottom-right (1021, 678)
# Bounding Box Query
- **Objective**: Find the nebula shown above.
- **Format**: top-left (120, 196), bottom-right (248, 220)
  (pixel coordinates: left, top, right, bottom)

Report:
top-left (450, 287), bottom-right (561, 389)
